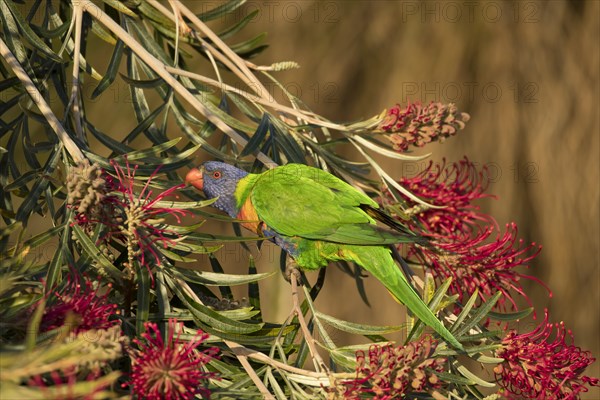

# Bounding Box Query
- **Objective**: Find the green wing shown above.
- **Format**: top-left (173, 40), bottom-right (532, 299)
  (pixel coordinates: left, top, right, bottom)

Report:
top-left (251, 164), bottom-right (417, 245)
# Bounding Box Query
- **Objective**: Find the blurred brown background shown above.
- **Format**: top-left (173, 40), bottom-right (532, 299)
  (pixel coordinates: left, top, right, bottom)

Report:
top-left (11, 0), bottom-right (597, 395)
top-left (209, 0), bottom-right (599, 391)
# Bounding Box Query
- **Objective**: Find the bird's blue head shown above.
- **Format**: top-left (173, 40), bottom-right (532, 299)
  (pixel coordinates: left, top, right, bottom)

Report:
top-left (185, 161), bottom-right (249, 217)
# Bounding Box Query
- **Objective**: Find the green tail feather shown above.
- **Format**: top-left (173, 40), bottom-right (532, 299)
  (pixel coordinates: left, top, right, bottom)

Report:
top-left (346, 246), bottom-right (463, 350)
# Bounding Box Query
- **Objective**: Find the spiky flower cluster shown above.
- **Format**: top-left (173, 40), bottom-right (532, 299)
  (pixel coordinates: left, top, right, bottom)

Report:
top-left (398, 158), bottom-right (493, 240)
top-left (386, 158), bottom-right (546, 311)
top-left (340, 337), bottom-right (446, 399)
top-left (379, 102), bottom-right (470, 152)
top-left (69, 158), bottom-right (190, 276)
top-left (495, 310), bottom-right (599, 399)
top-left (41, 275), bottom-right (118, 334)
top-left (415, 223), bottom-right (546, 311)
top-left (109, 159), bottom-right (190, 271)
top-left (128, 319), bottom-right (220, 400)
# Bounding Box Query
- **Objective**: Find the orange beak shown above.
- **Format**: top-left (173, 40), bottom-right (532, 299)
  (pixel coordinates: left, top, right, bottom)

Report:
top-left (185, 167), bottom-right (204, 191)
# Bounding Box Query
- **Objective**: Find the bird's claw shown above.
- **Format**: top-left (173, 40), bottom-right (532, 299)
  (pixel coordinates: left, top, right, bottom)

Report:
top-left (284, 259), bottom-right (301, 284)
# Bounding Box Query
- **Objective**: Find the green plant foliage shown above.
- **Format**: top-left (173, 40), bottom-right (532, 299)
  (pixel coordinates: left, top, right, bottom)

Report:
top-left (1, 1), bottom-right (596, 399)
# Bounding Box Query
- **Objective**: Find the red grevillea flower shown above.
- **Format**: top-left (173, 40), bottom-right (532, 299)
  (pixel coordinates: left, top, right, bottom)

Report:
top-left (397, 157), bottom-right (493, 241)
top-left (378, 101), bottom-right (470, 152)
top-left (415, 223), bottom-right (546, 311)
top-left (41, 275), bottom-right (118, 334)
top-left (386, 158), bottom-right (548, 311)
top-left (108, 159), bottom-right (191, 270)
top-left (69, 158), bottom-right (191, 274)
top-left (495, 310), bottom-right (599, 399)
top-left (128, 319), bottom-right (220, 400)
top-left (341, 337), bottom-right (446, 399)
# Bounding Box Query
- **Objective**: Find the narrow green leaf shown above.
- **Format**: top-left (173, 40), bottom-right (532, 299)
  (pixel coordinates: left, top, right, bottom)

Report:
top-left (271, 122), bottom-right (306, 163)
top-left (218, 307), bottom-right (261, 321)
top-left (315, 310), bottom-right (405, 336)
top-left (136, 261), bottom-right (151, 334)
top-left (230, 32), bottom-right (268, 56)
top-left (487, 308), bottom-right (533, 322)
top-left (86, 122), bottom-right (134, 154)
top-left (218, 10), bottom-right (259, 40)
top-left (208, 254), bottom-right (233, 299)
top-left (125, 18), bottom-right (171, 64)
top-left (153, 198), bottom-right (217, 210)
top-left (90, 19), bottom-right (116, 44)
top-left (2, 0), bottom-right (62, 63)
top-left (173, 267), bottom-right (274, 287)
top-left (119, 73), bottom-right (165, 89)
top-left (166, 241), bottom-right (220, 255)
top-left (170, 280), bottom-right (263, 334)
top-left (1, 0), bottom-right (62, 62)
top-left (454, 360), bottom-right (497, 388)
top-left (456, 292), bottom-right (502, 337)
top-left (120, 102), bottom-right (169, 147)
top-left (137, 1), bottom-right (175, 27)
top-left (158, 247), bottom-right (196, 263)
top-left (240, 113), bottom-right (270, 157)
top-left (198, 0), bottom-right (246, 21)
top-left (148, 144), bottom-right (200, 165)
top-left (450, 289), bottom-right (479, 333)
top-left (92, 40), bottom-right (125, 99)
top-left (407, 277), bottom-right (452, 342)
top-left (101, 0), bottom-right (137, 17)
top-left (0, 1), bottom-right (32, 71)
top-left (113, 138), bottom-right (181, 162)
top-left (21, 224), bottom-right (64, 249)
top-left (44, 223), bottom-right (71, 292)
top-left (71, 225), bottom-right (123, 283)
top-left (435, 371), bottom-right (479, 386)
top-left (352, 135), bottom-right (432, 161)
top-left (15, 147), bottom-right (60, 224)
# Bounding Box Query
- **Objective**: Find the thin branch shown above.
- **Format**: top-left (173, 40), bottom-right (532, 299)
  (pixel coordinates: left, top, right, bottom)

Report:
top-left (80, 1), bottom-right (274, 166)
top-left (147, 0), bottom-right (245, 91)
top-left (69, 1), bottom-right (84, 139)
top-left (289, 270), bottom-right (331, 379)
top-left (225, 340), bottom-right (353, 382)
top-left (0, 37), bottom-right (85, 163)
top-left (164, 66), bottom-right (348, 131)
top-left (170, 1), bottom-right (273, 102)
top-left (224, 340), bottom-right (275, 400)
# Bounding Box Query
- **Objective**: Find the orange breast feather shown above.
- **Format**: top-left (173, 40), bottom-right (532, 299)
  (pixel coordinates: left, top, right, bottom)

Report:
top-left (237, 197), bottom-right (261, 234)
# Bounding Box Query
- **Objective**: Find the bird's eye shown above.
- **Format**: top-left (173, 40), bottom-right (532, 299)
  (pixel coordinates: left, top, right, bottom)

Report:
top-left (212, 171), bottom-right (222, 179)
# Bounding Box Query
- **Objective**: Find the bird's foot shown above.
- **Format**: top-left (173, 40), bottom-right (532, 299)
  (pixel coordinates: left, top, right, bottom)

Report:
top-left (284, 259), bottom-right (301, 284)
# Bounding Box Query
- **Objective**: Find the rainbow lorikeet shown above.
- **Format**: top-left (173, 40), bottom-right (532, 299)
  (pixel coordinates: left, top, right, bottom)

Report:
top-left (186, 161), bottom-right (462, 350)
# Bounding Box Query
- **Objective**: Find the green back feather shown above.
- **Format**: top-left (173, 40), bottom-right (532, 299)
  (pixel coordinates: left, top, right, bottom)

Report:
top-left (250, 164), bottom-right (418, 245)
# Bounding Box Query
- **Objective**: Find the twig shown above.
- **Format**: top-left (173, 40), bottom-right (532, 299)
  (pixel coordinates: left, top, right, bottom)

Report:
top-left (164, 66), bottom-right (348, 131)
top-left (225, 340), bottom-right (353, 382)
top-left (0, 37), bottom-right (85, 163)
top-left (69, 1), bottom-right (84, 140)
top-left (80, 1), bottom-right (274, 167)
top-left (147, 0), bottom-right (242, 89)
top-left (224, 340), bottom-right (275, 400)
top-left (288, 267), bottom-right (333, 381)
top-left (170, 1), bottom-right (273, 102)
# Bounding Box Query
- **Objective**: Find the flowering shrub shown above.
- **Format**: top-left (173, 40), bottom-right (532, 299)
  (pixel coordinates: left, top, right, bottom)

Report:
top-left (0, 1), bottom-right (596, 399)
